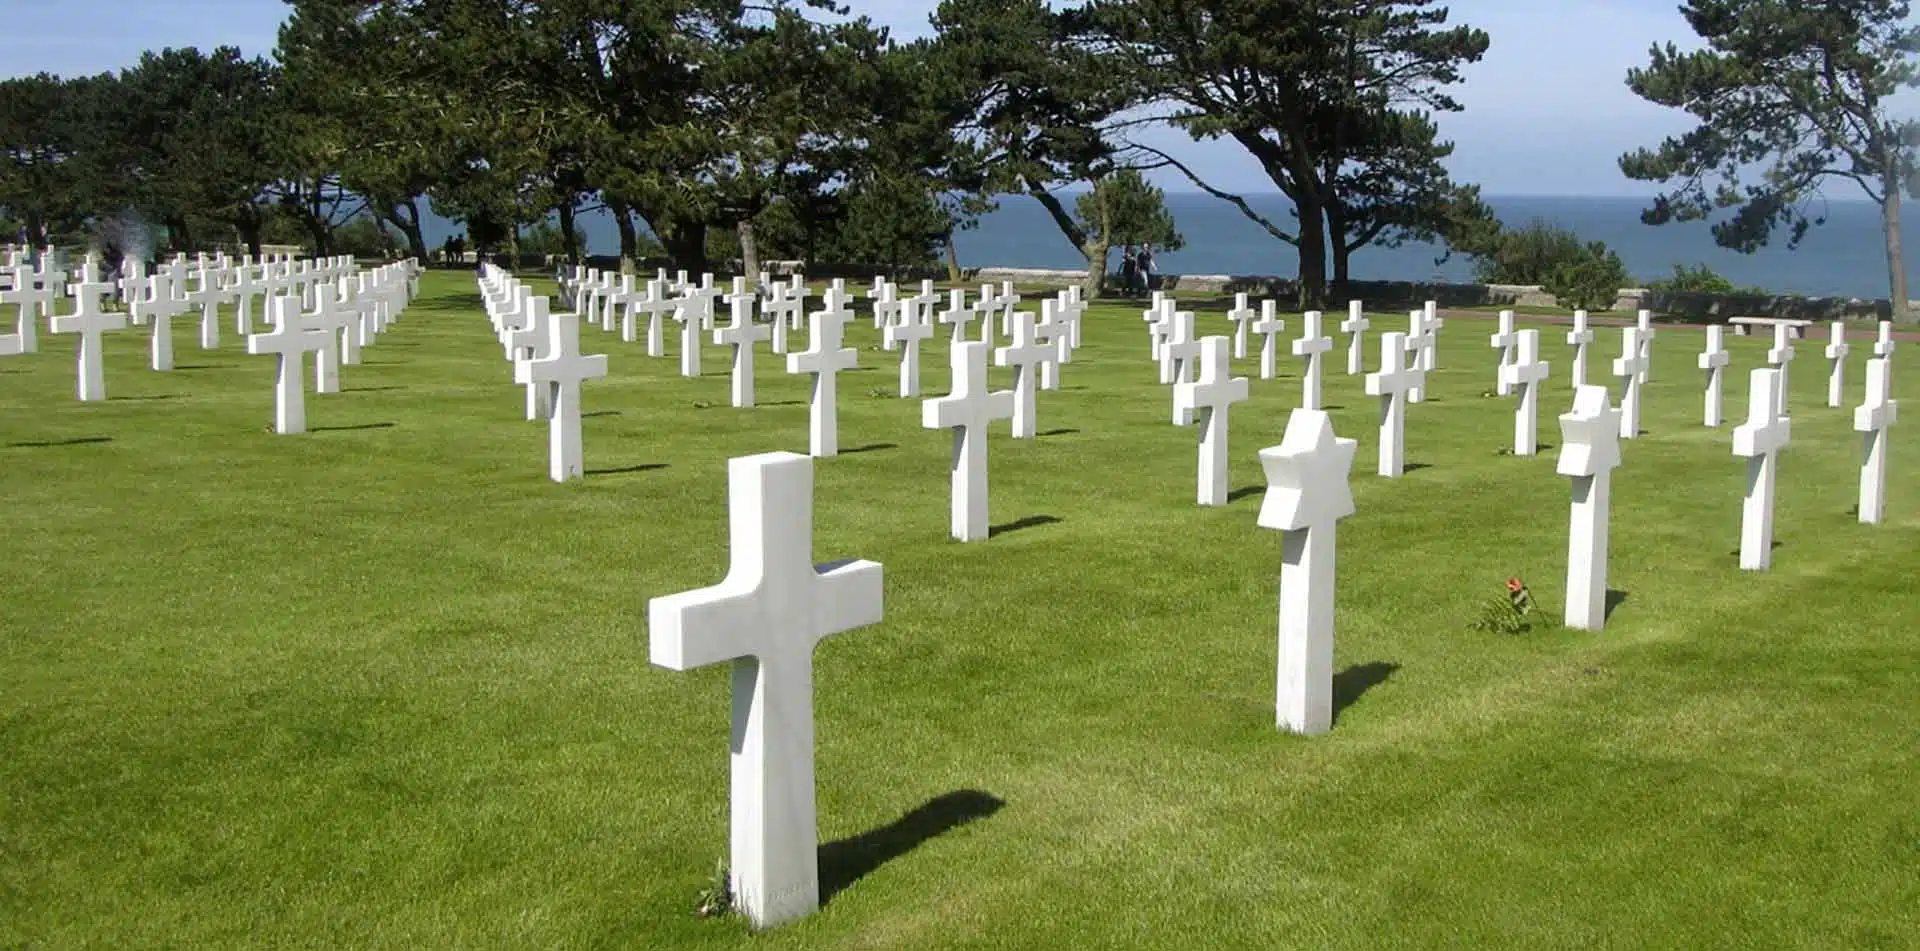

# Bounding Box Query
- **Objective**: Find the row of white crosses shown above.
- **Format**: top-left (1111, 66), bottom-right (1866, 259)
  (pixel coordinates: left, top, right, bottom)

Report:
top-left (481, 265), bottom-right (609, 480)
top-left (646, 405), bottom-right (1366, 929)
top-left (242, 261), bottom-right (419, 434)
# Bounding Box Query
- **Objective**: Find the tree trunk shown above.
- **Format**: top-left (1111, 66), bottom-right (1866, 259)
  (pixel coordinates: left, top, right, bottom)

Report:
top-left (385, 198), bottom-right (428, 263)
top-left (662, 221), bottom-right (708, 275)
top-left (166, 215), bottom-right (195, 255)
top-left (1081, 239), bottom-right (1109, 299)
top-left (1296, 195), bottom-right (1328, 310)
top-left (610, 200), bottom-right (638, 273)
top-left (1327, 202), bottom-right (1352, 304)
top-left (557, 201), bottom-right (581, 265)
top-left (944, 229), bottom-right (962, 284)
top-left (236, 207), bottom-right (264, 259)
top-left (737, 218), bottom-right (759, 281)
top-left (1882, 175), bottom-right (1911, 323)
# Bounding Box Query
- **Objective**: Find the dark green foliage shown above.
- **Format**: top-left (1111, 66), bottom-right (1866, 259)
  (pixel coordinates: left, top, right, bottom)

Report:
top-left (1646, 263), bottom-right (1768, 295)
top-left (1544, 244), bottom-right (1634, 312)
top-left (1619, 0), bottom-right (1920, 318)
top-left (518, 221), bottom-right (590, 261)
top-left (1075, 169), bottom-right (1185, 253)
top-left (1468, 220), bottom-right (1632, 310)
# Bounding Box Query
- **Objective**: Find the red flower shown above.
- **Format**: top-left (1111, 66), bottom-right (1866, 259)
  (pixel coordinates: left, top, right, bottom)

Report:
top-left (1506, 577), bottom-right (1524, 593)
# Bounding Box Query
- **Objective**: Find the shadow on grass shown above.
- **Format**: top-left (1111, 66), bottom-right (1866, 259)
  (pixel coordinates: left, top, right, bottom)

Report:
top-left (173, 364), bottom-right (232, 371)
top-left (1037, 428), bottom-right (1080, 437)
top-left (1605, 589), bottom-right (1629, 621)
top-left (758, 400), bottom-right (804, 407)
top-left (312, 422), bottom-right (397, 433)
top-left (1403, 462), bottom-right (1434, 473)
top-left (1228, 485), bottom-right (1264, 503)
top-left (842, 442), bottom-right (897, 455)
top-left (587, 463), bottom-right (668, 476)
top-left (110, 394), bottom-right (178, 402)
top-left (1727, 540), bottom-right (1785, 557)
top-left (1332, 662), bottom-right (1399, 724)
top-left (7, 435), bottom-right (111, 448)
top-left (347, 384), bottom-right (408, 393)
top-left (819, 790), bottom-right (1005, 906)
top-left (582, 409), bottom-right (621, 418)
top-left (988, 514), bottom-right (1061, 538)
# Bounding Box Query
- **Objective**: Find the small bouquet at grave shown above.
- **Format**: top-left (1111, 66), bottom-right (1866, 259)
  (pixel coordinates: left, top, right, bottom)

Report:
top-left (1471, 576), bottom-right (1536, 634)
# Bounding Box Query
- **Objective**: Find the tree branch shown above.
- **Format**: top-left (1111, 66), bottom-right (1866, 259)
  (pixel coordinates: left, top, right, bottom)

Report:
top-left (1122, 142), bottom-right (1297, 246)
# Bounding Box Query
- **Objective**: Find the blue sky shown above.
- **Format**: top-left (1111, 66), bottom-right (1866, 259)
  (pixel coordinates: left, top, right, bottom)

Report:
top-left (3, 1), bottom-right (1900, 199)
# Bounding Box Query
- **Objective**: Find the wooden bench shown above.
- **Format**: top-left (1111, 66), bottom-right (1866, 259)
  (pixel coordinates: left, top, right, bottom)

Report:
top-left (1727, 316), bottom-right (1816, 338)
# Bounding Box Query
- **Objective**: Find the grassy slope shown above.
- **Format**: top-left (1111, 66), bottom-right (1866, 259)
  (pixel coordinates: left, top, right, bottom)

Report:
top-left (1, 272), bottom-right (1915, 950)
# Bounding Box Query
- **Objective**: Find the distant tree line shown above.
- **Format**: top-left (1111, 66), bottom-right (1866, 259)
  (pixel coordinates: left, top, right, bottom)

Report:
top-left (2, 0), bottom-right (1913, 312)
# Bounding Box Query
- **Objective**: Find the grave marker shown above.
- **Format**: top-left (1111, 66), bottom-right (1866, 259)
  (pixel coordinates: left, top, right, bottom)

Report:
top-left (786, 285), bottom-right (859, 457)
top-left (1490, 310), bottom-right (1518, 396)
top-left (246, 295), bottom-right (327, 433)
top-left (1853, 356), bottom-right (1897, 525)
top-left (1612, 327), bottom-right (1647, 439)
top-left (884, 291), bottom-right (933, 398)
top-left (514, 297), bottom-right (609, 482)
top-left (1698, 325), bottom-right (1730, 427)
top-left (1226, 293), bottom-right (1257, 359)
top-left (1823, 321), bottom-right (1849, 408)
top-left (1501, 329), bottom-right (1551, 456)
top-left (922, 341), bottom-right (1014, 542)
top-left (1766, 323), bottom-right (1795, 417)
top-left (1566, 310), bottom-right (1593, 387)
top-left (1341, 300), bottom-right (1368, 375)
top-left (716, 292), bottom-right (772, 408)
top-left (1364, 331), bottom-right (1423, 478)
top-left (1173, 336), bottom-right (1250, 506)
top-left (1257, 409), bottom-right (1357, 734)
top-left (1292, 309), bottom-right (1334, 410)
top-left (994, 311), bottom-right (1052, 439)
top-left (1635, 310), bottom-right (1655, 383)
top-left (1252, 300), bottom-right (1286, 380)
top-left (1556, 385), bottom-right (1624, 631)
top-left (1731, 368), bottom-right (1790, 571)
top-left (49, 257), bottom-right (123, 402)
top-left (647, 450), bottom-right (883, 930)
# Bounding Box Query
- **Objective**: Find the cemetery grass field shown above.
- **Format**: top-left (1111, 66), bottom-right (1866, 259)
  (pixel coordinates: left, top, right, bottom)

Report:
top-left (4, 270), bottom-right (1918, 950)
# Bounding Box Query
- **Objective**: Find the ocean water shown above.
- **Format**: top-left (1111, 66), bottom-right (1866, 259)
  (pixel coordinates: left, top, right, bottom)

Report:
top-left (422, 192), bottom-right (1920, 300)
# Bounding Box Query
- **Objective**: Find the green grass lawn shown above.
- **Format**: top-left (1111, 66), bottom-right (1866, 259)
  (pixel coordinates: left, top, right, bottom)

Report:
top-left (2, 270), bottom-right (1915, 950)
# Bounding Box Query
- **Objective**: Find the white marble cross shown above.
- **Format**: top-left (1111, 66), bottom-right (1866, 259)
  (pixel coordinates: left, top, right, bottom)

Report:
top-left (609, 274), bottom-right (639, 342)
top-left (922, 340), bottom-right (1014, 542)
top-left (1612, 327), bottom-right (1648, 440)
top-left (1144, 292), bottom-right (1170, 361)
top-left (1419, 300), bottom-right (1442, 371)
top-left (1341, 300), bottom-right (1368, 376)
top-left (984, 280), bottom-right (1018, 342)
top-left (995, 311), bottom-right (1052, 439)
top-left (870, 281), bottom-right (900, 345)
top-left (185, 263), bottom-right (225, 350)
top-left (229, 263), bottom-right (263, 335)
top-left (1766, 323), bottom-right (1796, 417)
top-left (506, 289), bottom-right (555, 421)
top-left (647, 450), bottom-right (884, 930)
top-left (1823, 321), bottom-right (1850, 408)
top-left (1490, 310), bottom-right (1518, 396)
top-left (1160, 307), bottom-right (1201, 403)
top-left (1, 257), bottom-right (46, 353)
top-left (675, 287), bottom-right (709, 378)
top-left (1226, 293), bottom-right (1257, 359)
top-left (514, 297), bottom-right (609, 482)
top-left (1293, 309), bottom-right (1334, 410)
top-left (1873, 320), bottom-right (1896, 360)
top-left (247, 295), bottom-right (328, 433)
top-left (1635, 309), bottom-right (1655, 383)
top-left (303, 283), bottom-right (353, 395)
top-left (786, 285), bottom-right (858, 457)
top-left (35, 248), bottom-right (66, 325)
top-left (1566, 309), bottom-right (1594, 387)
top-left (1732, 368), bottom-right (1790, 571)
top-left (1556, 384), bottom-right (1624, 631)
top-left (1699, 325), bottom-right (1730, 427)
top-left (1364, 331), bottom-right (1424, 477)
top-left (1257, 408), bottom-right (1357, 735)
top-left (1174, 336), bottom-right (1250, 506)
top-left (1853, 356), bottom-right (1897, 525)
top-left (763, 277), bottom-right (806, 356)
top-left (1501, 329), bottom-right (1551, 456)
top-left (1404, 310), bottom-right (1432, 403)
top-left (884, 291), bottom-right (933, 398)
top-left (116, 254), bottom-right (145, 308)
top-left (1057, 284), bottom-right (1086, 348)
top-left (1250, 300), bottom-right (1286, 380)
top-left (716, 291), bottom-right (772, 408)
top-left (632, 277), bottom-right (677, 357)
top-left (135, 268), bottom-right (190, 372)
top-left (49, 257), bottom-right (124, 402)
top-left (937, 289), bottom-right (978, 345)
top-left (1035, 300), bottom-right (1068, 391)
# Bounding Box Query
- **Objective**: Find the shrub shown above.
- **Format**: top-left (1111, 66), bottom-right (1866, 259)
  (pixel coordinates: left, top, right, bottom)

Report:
top-left (1544, 241), bottom-right (1634, 311)
top-left (1646, 263), bottom-right (1767, 295)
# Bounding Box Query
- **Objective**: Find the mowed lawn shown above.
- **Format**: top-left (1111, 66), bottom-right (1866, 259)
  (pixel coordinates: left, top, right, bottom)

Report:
top-left (2, 270), bottom-right (1915, 950)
